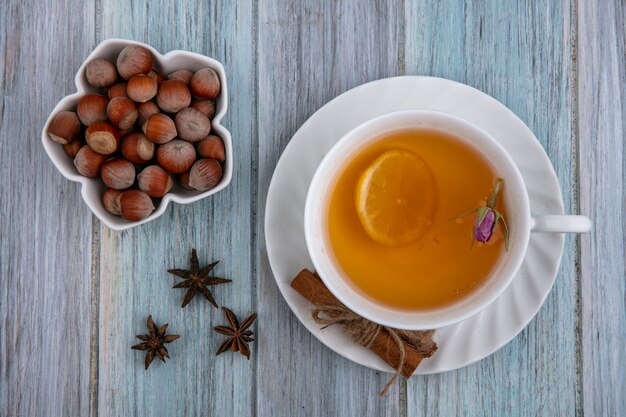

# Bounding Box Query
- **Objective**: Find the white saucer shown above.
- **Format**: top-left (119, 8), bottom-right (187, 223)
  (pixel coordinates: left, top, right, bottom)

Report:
top-left (264, 76), bottom-right (565, 374)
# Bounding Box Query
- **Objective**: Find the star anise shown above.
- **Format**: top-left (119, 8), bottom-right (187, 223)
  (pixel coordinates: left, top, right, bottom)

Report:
top-left (168, 248), bottom-right (231, 308)
top-left (213, 307), bottom-right (257, 359)
top-left (131, 315), bottom-right (180, 369)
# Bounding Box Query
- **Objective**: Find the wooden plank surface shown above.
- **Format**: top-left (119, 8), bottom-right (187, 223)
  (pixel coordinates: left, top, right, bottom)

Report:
top-left (578, 0), bottom-right (626, 416)
top-left (404, 1), bottom-right (580, 416)
top-left (1, 1), bottom-right (624, 416)
top-left (255, 1), bottom-right (405, 415)
top-left (0, 1), bottom-right (96, 416)
top-left (94, 1), bottom-right (257, 417)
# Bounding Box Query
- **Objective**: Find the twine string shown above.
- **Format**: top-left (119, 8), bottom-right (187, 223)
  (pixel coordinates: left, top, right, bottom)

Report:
top-left (311, 304), bottom-right (435, 396)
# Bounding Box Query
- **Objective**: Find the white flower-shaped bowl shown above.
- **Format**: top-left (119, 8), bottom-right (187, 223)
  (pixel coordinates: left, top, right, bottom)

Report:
top-left (41, 39), bottom-right (233, 231)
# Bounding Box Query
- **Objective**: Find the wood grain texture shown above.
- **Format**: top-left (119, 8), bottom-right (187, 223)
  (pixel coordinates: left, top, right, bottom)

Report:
top-left (256, 1), bottom-right (407, 416)
top-left (1, 0), bottom-right (624, 416)
top-left (95, 1), bottom-right (257, 417)
top-left (403, 1), bottom-right (580, 416)
top-left (0, 1), bottom-right (96, 416)
top-left (578, 0), bottom-right (626, 415)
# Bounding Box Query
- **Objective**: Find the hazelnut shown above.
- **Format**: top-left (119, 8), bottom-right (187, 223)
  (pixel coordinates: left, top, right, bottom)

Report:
top-left (85, 121), bottom-right (120, 155)
top-left (156, 139), bottom-right (196, 174)
top-left (127, 75), bottom-right (157, 103)
top-left (156, 80), bottom-right (191, 113)
top-left (74, 145), bottom-right (107, 177)
top-left (188, 158), bottom-right (222, 191)
top-left (117, 190), bottom-right (155, 221)
top-left (147, 70), bottom-right (164, 85)
top-left (191, 100), bottom-right (216, 119)
top-left (190, 68), bottom-right (220, 99)
top-left (102, 188), bottom-right (123, 215)
top-left (121, 132), bottom-right (155, 164)
top-left (168, 69), bottom-right (193, 85)
top-left (175, 107), bottom-right (210, 142)
top-left (137, 165), bottom-right (174, 197)
top-left (107, 97), bottom-right (138, 129)
top-left (116, 45), bottom-right (153, 80)
top-left (101, 158), bottom-right (136, 190)
top-left (77, 93), bottom-right (109, 126)
top-left (142, 113), bottom-right (176, 144)
top-left (136, 100), bottom-right (160, 125)
top-left (85, 58), bottom-right (118, 88)
top-left (108, 82), bottom-right (128, 99)
top-left (178, 171), bottom-right (194, 189)
top-left (196, 135), bottom-right (225, 161)
top-left (48, 110), bottom-right (81, 144)
top-left (63, 139), bottom-right (85, 158)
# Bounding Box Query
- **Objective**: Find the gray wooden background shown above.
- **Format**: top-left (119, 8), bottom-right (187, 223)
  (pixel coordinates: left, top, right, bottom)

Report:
top-left (1, 1), bottom-right (624, 416)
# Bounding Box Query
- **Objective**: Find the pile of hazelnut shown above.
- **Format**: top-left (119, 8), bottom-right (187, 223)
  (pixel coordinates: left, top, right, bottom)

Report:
top-left (47, 45), bottom-right (226, 221)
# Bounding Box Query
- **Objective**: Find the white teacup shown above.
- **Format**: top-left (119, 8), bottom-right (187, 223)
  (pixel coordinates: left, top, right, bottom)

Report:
top-left (304, 110), bottom-right (591, 330)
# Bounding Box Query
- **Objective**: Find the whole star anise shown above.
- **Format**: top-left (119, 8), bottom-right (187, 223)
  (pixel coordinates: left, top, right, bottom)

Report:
top-left (131, 315), bottom-right (180, 369)
top-left (214, 307), bottom-right (257, 359)
top-left (168, 248), bottom-right (231, 308)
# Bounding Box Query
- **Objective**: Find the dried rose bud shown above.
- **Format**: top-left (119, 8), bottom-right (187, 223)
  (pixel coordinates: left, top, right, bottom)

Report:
top-left (474, 208), bottom-right (496, 243)
top-left (453, 178), bottom-right (509, 249)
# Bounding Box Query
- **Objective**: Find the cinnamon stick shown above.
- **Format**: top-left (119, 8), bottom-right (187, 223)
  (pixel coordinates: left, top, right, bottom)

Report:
top-left (290, 269), bottom-right (433, 378)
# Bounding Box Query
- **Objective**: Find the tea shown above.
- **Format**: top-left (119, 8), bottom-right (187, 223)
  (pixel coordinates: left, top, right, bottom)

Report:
top-left (326, 128), bottom-right (507, 311)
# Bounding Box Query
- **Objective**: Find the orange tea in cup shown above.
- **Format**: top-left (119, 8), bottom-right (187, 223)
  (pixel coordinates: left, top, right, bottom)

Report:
top-left (326, 128), bottom-right (507, 310)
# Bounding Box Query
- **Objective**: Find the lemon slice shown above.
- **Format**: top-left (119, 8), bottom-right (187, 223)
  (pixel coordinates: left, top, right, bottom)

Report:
top-left (356, 150), bottom-right (436, 246)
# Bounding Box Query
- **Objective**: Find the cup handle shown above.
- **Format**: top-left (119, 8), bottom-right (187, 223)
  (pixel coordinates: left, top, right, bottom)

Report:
top-left (530, 215), bottom-right (592, 233)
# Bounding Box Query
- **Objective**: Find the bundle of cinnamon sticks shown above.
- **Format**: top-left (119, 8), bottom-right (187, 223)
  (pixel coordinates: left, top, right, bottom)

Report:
top-left (290, 269), bottom-right (437, 379)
